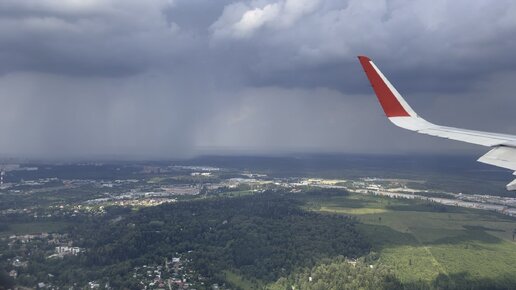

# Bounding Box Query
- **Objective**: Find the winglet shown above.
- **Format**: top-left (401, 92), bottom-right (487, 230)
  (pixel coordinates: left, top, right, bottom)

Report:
top-left (358, 56), bottom-right (416, 118)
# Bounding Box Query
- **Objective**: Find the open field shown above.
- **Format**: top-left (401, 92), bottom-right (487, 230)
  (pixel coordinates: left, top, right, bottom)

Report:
top-left (308, 193), bottom-right (516, 287)
top-left (0, 221), bottom-right (71, 237)
top-left (217, 190), bottom-right (255, 198)
top-left (222, 270), bottom-right (262, 290)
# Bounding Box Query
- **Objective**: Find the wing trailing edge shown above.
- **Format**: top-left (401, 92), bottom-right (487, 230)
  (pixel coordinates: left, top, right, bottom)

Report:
top-left (358, 55), bottom-right (516, 191)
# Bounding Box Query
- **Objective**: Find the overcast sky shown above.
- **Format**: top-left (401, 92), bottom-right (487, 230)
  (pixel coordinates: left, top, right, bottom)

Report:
top-left (1, 0), bottom-right (516, 159)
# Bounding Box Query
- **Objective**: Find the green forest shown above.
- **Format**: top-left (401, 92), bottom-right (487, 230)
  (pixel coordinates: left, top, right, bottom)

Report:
top-left (3, 189), bottom-right (516, 289)
top-left (2, 191), bottom-right (372, 288)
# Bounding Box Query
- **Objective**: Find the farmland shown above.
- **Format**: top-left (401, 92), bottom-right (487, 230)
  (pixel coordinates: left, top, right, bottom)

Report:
top-left (308, 193), bottom-right (516, 288)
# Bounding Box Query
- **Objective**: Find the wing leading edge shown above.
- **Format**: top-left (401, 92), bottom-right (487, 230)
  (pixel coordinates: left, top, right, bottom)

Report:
top-left (358, 55), bottom-right (516, 191)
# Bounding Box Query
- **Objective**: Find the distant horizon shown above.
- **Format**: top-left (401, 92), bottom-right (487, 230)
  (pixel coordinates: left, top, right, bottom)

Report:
top-left (0, 151), bottom-right (489, 163)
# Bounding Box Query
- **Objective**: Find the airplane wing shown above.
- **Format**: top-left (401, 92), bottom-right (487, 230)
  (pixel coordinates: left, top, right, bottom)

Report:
top-left (357, 55), bottom-right (516, 191)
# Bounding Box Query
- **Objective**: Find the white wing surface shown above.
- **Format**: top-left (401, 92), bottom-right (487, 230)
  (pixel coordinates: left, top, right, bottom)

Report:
top-left (358, 55), bottom-right (516, 191)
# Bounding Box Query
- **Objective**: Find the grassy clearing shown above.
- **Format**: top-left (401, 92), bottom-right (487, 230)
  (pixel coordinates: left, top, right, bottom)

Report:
top-left (309, 193), bottom-right (516, 286)
top-left (318, 206), bottom-right (388, 215)
top-left (147, 177), bottom-right (168, 184)
top-left (0, 221), bottom-right (70, 237)
top-left (218, 190), bottom-right (255, 198)
top-left (223, 270), bottom-right (262, 290)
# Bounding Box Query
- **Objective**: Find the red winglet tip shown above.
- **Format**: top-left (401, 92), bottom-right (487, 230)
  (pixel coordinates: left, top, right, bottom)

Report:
top-left (357, 56), bottom-right (411, 117)
top-left (357, 55), bottom-right (371, 62)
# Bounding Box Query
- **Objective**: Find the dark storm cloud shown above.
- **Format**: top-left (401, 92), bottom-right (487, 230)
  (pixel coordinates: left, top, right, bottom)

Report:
top-left (1, 0), bottom-right (516, 158)
top-left (0, 0), bottom-right (192, 76)
top-left (210, 0), bottom-right (516, 93)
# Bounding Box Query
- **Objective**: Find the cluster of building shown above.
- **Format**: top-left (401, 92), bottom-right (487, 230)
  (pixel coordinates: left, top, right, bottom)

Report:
top-left (107, 198), bottom-right (177, 208)
top-left (48, 245), bottom-right (82, 259)
top-left (4, 232), bottom-right (83, 282)
top-left (83, 185), bottom-right (199, 206)
top-left (161, 185), bottom-right (200, 196)
top-left (311, 177), bottom-right (516, 217)
top-left (7, 232), bottom-right (54, 246)
top-left (131, 255), bottom-right (205, 290)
